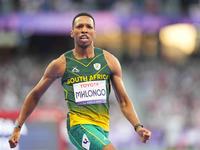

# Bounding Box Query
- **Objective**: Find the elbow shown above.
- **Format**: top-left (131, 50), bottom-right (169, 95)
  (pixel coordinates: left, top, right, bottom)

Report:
top-left (118, 96), bottom-right (128, 109)
top-left (118, 94), bottom-right (133, 111)
top-left (27, 89), bottom-right (40, 104)
top-left (33, 90), bottom-right (41, 103)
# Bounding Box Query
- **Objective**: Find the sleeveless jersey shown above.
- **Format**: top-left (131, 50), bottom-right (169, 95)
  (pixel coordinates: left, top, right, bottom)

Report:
top-left (61, 47), bottom-right (111, 131)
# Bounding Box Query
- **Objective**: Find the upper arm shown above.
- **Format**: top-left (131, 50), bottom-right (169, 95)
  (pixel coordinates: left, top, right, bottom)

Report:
top-left (103, 50), bottom-right (128, 103)
top-left (31, 54), bottom-right (66, 99)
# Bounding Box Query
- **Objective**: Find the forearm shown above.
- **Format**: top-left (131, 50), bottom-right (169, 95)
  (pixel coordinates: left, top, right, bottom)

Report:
top-left (16, 90), bottom-right (40, 127)
top-left (120, 97), bottom-right (140, 127)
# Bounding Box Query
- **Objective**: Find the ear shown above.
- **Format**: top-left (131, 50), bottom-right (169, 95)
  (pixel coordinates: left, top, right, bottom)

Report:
top-left (70, 30), bottom-right (74, 38)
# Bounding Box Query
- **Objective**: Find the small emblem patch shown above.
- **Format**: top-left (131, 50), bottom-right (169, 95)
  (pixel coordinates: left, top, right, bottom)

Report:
top-left (93, 63), bottom-right (101, 70)
top-left (82, 133), bottom-right (90, 150)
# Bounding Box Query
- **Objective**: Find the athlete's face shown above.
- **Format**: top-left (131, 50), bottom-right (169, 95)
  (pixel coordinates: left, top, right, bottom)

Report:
top-left (71, 16), bottom-right (96, 48)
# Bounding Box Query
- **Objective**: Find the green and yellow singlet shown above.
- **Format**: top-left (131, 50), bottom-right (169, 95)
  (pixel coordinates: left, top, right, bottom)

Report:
top-left (61, 47), bottom-right (111, 131)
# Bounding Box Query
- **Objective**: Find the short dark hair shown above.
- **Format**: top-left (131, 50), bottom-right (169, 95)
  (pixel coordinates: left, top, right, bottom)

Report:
top-left (72, 12), bottom-right (95, 28)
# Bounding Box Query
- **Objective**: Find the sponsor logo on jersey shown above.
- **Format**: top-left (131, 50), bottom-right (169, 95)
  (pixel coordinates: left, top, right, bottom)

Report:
top-left (71, 67), bottom-right (80, 73)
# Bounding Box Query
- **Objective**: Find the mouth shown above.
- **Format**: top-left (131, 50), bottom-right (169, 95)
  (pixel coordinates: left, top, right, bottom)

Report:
top-left (80, 35), bottom-right (89, 39)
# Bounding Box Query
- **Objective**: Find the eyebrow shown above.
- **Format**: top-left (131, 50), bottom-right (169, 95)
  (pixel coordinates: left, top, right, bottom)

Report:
top-left (75, 22), bottom-right (94, 27)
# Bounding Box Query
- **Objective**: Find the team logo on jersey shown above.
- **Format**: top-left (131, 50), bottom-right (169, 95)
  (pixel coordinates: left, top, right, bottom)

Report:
top-left (93, 63), bottom-right (101, 70)
top-left (82, 133), bottom-right (90, 150)
top-left (71, 67), bottom-right (80, 73)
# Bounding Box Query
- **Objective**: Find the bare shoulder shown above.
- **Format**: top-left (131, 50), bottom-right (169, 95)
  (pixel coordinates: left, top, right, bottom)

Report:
top-left (51, 54), bottom-right (66, 69)
top-left (103, 50), bottom-right (119, 64)
top-left (44, 54), bottom-right (66, 79)
top-left (103, 50), bottom-right (121, 76)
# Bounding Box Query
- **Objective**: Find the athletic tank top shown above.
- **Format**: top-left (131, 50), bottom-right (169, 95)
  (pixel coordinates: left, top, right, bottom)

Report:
top-left (61, 47), bottom-right (111, 131)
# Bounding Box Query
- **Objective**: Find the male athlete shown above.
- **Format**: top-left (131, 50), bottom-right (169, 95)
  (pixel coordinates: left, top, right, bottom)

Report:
top-left (8, 12), bottom-right (151, 150)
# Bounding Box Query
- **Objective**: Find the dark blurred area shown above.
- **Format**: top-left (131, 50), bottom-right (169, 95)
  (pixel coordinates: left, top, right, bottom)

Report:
top-left (0, 0), bottom-right (200, 150)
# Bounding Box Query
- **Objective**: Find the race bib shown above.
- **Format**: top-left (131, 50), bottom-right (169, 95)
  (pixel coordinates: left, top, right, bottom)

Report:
top-left (73, 80), bottom-right (107, 106)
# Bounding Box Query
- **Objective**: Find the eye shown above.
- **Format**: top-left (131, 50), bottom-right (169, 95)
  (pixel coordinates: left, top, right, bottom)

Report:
top-left (76, 25), bottom-right (83, 29)
top-left (87, 25), bottom-right (93, 29)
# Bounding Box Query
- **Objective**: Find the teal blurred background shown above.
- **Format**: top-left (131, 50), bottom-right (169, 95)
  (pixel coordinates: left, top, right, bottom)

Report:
top-left (0, 0), bottom-right (200, 150)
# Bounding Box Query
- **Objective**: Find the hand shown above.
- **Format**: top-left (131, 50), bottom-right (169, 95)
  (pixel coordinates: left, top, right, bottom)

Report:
top-left (136, 127), bottom-right (151, 143)
top-left (8, 131), bottom-right (21, 148)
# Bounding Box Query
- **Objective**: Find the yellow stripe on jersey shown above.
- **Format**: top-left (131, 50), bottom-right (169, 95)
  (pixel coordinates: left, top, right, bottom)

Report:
top-left (63, 88), bottom-right (68, 99)
top-left (68, 131), bottom-right (85, 150)
top-left (95, 64), bottom-right (108, 76)
top-left (66, 53), bottom-right (103, 67)
top-left (81, 125), bottom-right (106, 145)
top-left (67, 69), bottom-right (81, 77)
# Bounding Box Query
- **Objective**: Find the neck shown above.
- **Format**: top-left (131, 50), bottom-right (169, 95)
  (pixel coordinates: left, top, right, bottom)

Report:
top-left (73, 45), bottom-right (95, 59)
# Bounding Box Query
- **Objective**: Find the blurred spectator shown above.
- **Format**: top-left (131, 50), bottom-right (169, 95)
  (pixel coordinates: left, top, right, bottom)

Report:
top-left (0, 0), bottom-right (198, 15)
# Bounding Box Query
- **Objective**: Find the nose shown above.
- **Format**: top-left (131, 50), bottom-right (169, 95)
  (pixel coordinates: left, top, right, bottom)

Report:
top-left (81, 26), bottom-right (88, 33)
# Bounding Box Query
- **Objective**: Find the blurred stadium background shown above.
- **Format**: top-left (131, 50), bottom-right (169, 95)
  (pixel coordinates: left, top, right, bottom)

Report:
top-left (0, 0), bottom-right (200, 150)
